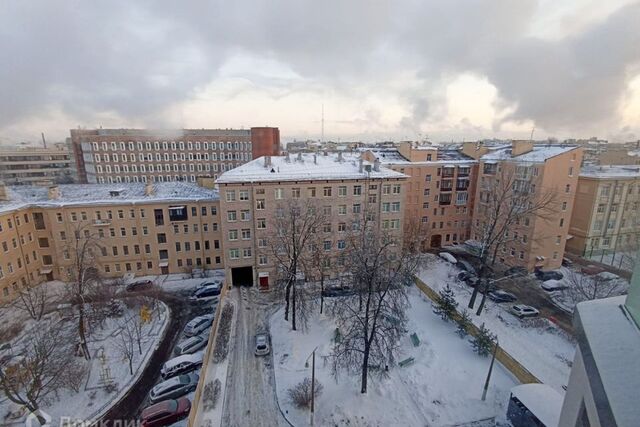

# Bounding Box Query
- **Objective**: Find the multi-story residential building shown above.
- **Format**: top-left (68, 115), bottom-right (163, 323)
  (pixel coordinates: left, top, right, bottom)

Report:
top-left (0, 181), bottom-right (222, 303)
top-left (363, 141), bottom-right (478, 250)
top-left (465, 140), bottom-right (583, 271)
top-left (566, 165), bottom-right (640, 259)
top-left (216, 152), bottom-right (407, 290)
top-left (69, 127), bottom-right (280, 184)
top-left (0, 143), bottom-right (76, 185)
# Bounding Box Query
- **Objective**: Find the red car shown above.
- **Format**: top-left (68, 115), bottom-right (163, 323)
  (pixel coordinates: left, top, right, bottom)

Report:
top-left (140, 397), bottom-right (191, 427)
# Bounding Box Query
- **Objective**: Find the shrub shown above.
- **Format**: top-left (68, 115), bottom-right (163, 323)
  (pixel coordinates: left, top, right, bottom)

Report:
top-left (288, 378), bottom-right (323, 409)
top-left (213, 304), bottom-right (234, 363)
top-left (202, 379), bottom-right (221, 411)
top-left (456, 309), bottom-right (471, 338)
top-left (433, 285), bottom-right (458, 322)
top-left (470, 322), bottom-right (497, 357)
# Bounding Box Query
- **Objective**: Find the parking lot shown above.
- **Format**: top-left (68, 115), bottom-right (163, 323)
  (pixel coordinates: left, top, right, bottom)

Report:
top-left (101, 277), bottom-right (221, 425)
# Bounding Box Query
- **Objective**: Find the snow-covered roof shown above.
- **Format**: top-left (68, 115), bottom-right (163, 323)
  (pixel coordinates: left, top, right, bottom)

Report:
top-left (0, 182), bottom-right (219, 213)
top-left (367, 149), bottom-right (475, 165)
top-left (216, 153), bottom-right (407, 183)
top-left (580, 165), bottom-right (640, 179)
top-left (575, 295), bottom-right (640, 427)
top-left (481, 144), bottom-right (579, 163)
top-left (510, 384), bottom-right (563, 427)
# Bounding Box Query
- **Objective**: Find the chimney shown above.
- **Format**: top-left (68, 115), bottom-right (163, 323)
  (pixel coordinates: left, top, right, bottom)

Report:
top-left (359, 158), bottom-right (364, 173)
top-left (337, 152), bottom-right (343, 162)
top-left (285, 152), bottom-right (291, 163)
top-left (511, 140), bottom-right (534, 156)
top-left (264, 156), bottom-right (272, 168)
top-left (0, 181), bottom-right (7, 201)
top-left (297, 152), bottom-right (303, 162)
top-left (144, 182), bottom-right (154, 196)
top-left (373, 158), bottom-right (380, 172)
top-left (48, 185), bottom-right (61, 200)
top-left (313, 154), bottom-right (317, 164)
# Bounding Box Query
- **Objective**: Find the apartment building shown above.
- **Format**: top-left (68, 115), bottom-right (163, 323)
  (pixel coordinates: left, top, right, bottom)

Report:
top-left (216, 152), bottom-right (407, 290)
top-left (566, 165), bottom-right (640, 258)
top-left (363, 142), bottom-right (478, 250)
top-left (0, 181), bottom-right (222, 303)
top-left (69, 127), bottom-right (280, 184)
top-left (0, 143), bottom-right (76, 185)
top-left (465, 140), bottom-right (583, 271)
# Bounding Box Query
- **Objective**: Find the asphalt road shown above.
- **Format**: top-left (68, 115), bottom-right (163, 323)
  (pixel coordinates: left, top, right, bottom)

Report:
top-left (221, 287), bottom-right (289, 427)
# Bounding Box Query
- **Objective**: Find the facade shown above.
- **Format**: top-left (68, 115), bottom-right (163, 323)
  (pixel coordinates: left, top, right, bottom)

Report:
top-left (465, 141), bottom-right (583, 271)
top-left (363, 142), bottom-right (478, 250)
top-left (0, 143), bottom-right (76, 185)
top-left (0, 181), bottom-right (222, 303)
top-left (216, 153), bottom-right (407, 290)
top-left (566, 165), bottom-right (640, 259)
top-left (558, 251), bottom-right (640, 427)
top-left (69, 127), bottom-right (280, 184)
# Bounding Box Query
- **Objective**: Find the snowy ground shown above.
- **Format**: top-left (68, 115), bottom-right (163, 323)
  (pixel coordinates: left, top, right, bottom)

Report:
top-left (417, 254), bottom-right (576, 391)
top-left (126, 269), bottom-right (225, 294)
top-left (271, 287), bottom-right (518, 427)
top-left (0, 288), bottom-right (169, 426)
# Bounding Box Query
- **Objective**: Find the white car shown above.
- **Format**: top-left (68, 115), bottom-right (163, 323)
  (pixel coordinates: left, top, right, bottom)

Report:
top-left (161, 353), bottom-right (203, 379)
top-left (149, 373), bottom-right (199, 403)
top-left (175, 336), bottom-right (208, 356)
top-left (510, 304), bottom-right (540, 319)
top-left (541, 279), bottom-right (568, 292)
top-left (190, 284), bottom-right (221, 303)
top-left (183, 314), bottom-right (214, 337)
top-left (438, 252), bottom-right (457, 264)
top-left (255, 332), bottom-right (270, 356)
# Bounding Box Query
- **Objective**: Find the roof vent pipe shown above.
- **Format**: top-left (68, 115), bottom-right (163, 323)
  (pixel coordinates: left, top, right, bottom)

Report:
top-left (264, 156), bottom-right (271, 168)
top-left (359, 158), bottom-right (364, 173)
top-left (373, 158), bottom-right (380, 172)
top-left (48, 185), bottom-right (61, 200)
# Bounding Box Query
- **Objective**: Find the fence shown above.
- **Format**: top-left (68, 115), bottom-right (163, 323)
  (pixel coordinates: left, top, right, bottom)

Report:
top-left (186, 282), bottom-right (230, 426)
top-left (414, 276), bottom-right (540, 385)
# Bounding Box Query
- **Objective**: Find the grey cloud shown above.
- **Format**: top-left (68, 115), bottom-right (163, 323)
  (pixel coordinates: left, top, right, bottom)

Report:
top-left (1, 0), bottom-right (639, 139)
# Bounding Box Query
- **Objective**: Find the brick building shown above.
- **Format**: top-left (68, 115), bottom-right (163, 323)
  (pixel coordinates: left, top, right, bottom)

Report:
top-left (69, 127), bottom-right (280, 184)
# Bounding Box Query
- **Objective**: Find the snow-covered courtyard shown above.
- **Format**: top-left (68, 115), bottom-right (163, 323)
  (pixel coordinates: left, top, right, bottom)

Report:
top-left (417, 254), bottom-right (576, 390)
top-left (271, 286), bottom-right (518, 426)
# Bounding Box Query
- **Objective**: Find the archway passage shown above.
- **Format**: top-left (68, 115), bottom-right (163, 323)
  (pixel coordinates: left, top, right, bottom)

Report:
top-left (430, 234), bottom-right (442, 248)
top-left (231, 266), bottom-right (253, 287)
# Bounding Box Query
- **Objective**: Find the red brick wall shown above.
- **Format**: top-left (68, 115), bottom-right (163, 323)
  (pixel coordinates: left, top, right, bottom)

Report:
top-left (250, 127), bottom-right (280, 158)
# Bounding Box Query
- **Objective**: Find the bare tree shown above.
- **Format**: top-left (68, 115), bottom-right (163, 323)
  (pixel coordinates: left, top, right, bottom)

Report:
top-left (265, 199), bottom-right (327, 331)
top-left (0, 323), bottom-right (86, 423)
top-left (115, 317), bottom-right (137, 375)
top-left (10, 283), bottom-right (51, 321)
top-left (302, 232), bottom-right (332, 315)
top-left (468, 166), bottom-right (559, 315)
top-left (63, 222), bottom-right (105, 359)
top-left (330, 205), bottom-right (421, 394)
top-left (561, 270), bottom-right (629, 309)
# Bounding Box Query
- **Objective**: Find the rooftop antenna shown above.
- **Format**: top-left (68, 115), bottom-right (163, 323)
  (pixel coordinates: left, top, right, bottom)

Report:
top-left (321, 103), bottom-right (325, 144)
top-left (41, 132), bottom-right (47, 149)
top-left (529, 126), bottom-right (535, 141)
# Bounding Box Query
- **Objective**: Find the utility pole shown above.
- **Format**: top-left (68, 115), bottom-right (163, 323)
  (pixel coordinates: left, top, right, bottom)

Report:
top-left (482, 338), bottom-right (499, 401)
top-left (311, 348), bottom-right (316, 425)
top-left (529, 126), bottom-right (535, 141)
top-left (321, 103), bottom-right (325, 144)
top-left (41, 132), bottom-right (47, 149)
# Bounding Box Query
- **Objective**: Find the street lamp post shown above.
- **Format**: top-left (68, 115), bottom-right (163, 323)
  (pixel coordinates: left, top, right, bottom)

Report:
top-left (482, 338), bottom-right (499, 401)
top-left (305, 346), bottom-right (319, 425)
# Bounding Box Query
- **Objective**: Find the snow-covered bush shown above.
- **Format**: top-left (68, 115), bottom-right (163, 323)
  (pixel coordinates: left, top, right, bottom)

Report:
top-left (213, 303), bottom-right (234, 363)
top-left (202, 379), bottom-right (221, 411)
top-left (456, 309), bottom-right (471, 338)
top-left (287, 378), bottom-right (323, 408)
top-left (433, 285), bottom-right (458, 322)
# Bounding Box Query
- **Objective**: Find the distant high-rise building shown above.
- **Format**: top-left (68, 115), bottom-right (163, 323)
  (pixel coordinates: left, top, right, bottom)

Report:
top-left (69, 127), bottom-right (280, 184)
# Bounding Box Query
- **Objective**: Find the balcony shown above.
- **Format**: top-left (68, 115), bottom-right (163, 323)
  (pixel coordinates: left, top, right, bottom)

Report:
top-left (440, 179), bottom-right (453, 192)
top-left (442, 166), bottom-right (455, 178)
top-left (439, 194), bottom-right (452, 206)
top-left (93, 219), bottom-right (111, 226)
top-left (458, 167), bottom-right (470, 177)
top-left (456, 179), bottom-right (469, 191)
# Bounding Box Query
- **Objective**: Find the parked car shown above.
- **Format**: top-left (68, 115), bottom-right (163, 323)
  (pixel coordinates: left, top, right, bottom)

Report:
top-left (457, 271), bottom-right (479, 287)
top-left (510, 304), bottom-right (540, 319)
top-left (140, 397), bottom-right (191, 427)
top-left (438, 252), bottom-right (457, 264)
top-left (561, 257), bottom-right (573, 267)
top-left (456, 259), bottom-right (476, 275)
top-left (488, 290), bottom-right (517, 303)
top-left (534, 269), bottom-right (563, 281)
top-left (255, 332), bottom-right (270, 356)
top-left (504, 266), bottom-right (528, 278)
top-left (190, 284), bottom-right (221, 303)
top-left (581, 264), bottom-right (605, 276)
top-left (541, 279), bottom-right (568, 292)
top-left (149, 374), bottom-right (199, 403)
top-left (161, 354), bottom-right (203, 379)
top-left (321, 285), bottom-right (356, 298)
top-left (126, 279), bottom-right (154, 292)
top-left (198, 280), bottom-right (222, 288)
top-left (183, 314), bottom-right (214, 337)
top-left (175, 336), bottom-right (208, 356)
top-left (595, 271), bottom-right (621, 282)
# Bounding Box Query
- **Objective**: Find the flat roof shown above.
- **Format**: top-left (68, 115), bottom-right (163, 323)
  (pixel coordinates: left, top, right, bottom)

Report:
top-left (0, 182), bottom-right (219, 214)
top-left (481, 144), bottom-right (579, 163)
top-left (511, 384), bottom-right (563, 427)
top-left (580, 165), bottom-right (640, 179)
top-left (575, 295), bottom-right (640, 427)
top-left (216, 153), bottom-right (406, 183)
top-left (366, 149), bottom-right (475, 165)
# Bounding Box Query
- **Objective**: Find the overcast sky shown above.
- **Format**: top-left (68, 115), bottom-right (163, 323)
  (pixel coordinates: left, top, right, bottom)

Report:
top-left (1, 0), bottom-right (639, 144)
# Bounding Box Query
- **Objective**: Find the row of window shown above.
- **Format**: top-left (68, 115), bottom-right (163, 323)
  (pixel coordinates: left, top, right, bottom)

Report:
top-left (94, 151), bottom-right (249, 163)
top-left (0, 250), bottom-right (39, 279)
top-left (225, 183), bottom-right (402, 203)
top-left (97, 174), bottom-right (221, 184)
top-left (0, 212), bottom-right (32, 234)
top-left (92, 140), bottom-right (252, 153)
top-left (96, 161), bottom-right (240, 174)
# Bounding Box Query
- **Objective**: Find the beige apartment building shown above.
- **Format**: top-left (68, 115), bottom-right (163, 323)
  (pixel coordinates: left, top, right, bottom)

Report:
top-left (567, 165), bottom-right (640, 259)
top-left (0, 143), bottom-right (76, 185)
top-left (0, 181), bottom-right (222, 303)
top-left (465, 140), bottom-right (583, 271)
top-left (216, 152), bottom-right (407, 290)
top-left (69, 127), bottom-right (280, 184)
top-left (363, 142), bottom-right (478, 250)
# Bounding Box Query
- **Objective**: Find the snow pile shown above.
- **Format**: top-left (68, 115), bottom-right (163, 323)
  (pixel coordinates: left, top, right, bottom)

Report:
top-left (271, 287), bottom-right (516, 426)
top-left (417, 254), bottom-right (576, 390)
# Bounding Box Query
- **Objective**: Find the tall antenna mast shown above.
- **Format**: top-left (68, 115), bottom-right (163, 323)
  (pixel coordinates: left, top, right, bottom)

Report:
top-left (321, 103), bottom-right (325, 143)
top-left (529, 126), bottom-right (535, 141)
